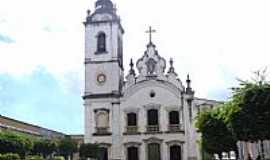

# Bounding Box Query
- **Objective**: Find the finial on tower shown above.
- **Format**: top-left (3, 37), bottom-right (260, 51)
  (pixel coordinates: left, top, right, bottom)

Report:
top-left (186, 74), bottom-right (190, 86)
top-left (168, 58), bottom-right (176, 74)
top-left (130, 58), bottom-right (134, 68)
top-left (170, 58), bottom-right (174, 67)
top-left (185, 74), bottom-right (194, 123)
top-left (145, 26), bottom-right (156, 45)
top-left (129, 58), bottom-right (136, 76)
top-left (87, 9), bottom-right (91, 16)
top-left (186, 74), bottom-right (194, 95)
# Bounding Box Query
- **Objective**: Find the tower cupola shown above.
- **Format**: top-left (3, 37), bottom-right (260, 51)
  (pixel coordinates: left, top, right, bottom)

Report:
top-left (95, 0), bottom-right (115, 14)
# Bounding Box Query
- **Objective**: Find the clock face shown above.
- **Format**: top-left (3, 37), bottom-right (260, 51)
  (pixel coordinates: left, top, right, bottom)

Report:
top-left (97, 73), bottom-right (106, 85)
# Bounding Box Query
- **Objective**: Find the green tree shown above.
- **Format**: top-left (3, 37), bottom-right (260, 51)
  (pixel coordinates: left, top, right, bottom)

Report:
top-left (230, 70), bottom-right (270, 158)
top-left (0, 131), bottom-right (32, 158)
top-left (79, 143), bottom-right (100, 160)
top-left (196, 69), bottom-right (270, 159)
top-left (58, 136), bottom-right (77, 160)
top-left (195, 108), bottom-right (238, 159)
top-left (32, 139), bottom-right (57, 158)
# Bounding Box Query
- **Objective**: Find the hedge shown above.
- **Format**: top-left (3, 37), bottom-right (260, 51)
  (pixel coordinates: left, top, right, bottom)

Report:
top-left (52, 156), bottom-right (65, 160)
top-left (25, 155), bottom-right (44, 160)
top-left (0, 153), bottom-right (20, 160)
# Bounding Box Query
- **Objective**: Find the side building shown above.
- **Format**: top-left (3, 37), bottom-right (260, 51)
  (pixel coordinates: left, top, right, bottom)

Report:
top-left (0, 114), bottom-right (84, 160)
top-left (0, 114), bottom-right (65, 139)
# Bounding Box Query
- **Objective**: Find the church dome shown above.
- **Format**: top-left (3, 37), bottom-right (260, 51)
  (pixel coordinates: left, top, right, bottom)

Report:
top-left (84, 0), bottom-right (120, 25)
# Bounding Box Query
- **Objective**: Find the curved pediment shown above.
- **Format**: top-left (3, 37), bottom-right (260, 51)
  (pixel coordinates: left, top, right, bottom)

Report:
top-left (122, 80), bottom-right (183, 100)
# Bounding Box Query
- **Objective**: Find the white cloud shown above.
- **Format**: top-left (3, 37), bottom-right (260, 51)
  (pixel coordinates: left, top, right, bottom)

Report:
top-left (118, 0), bottom-right (270, 99)
top-left (0, 0), bottom-right (269, 100)
top-left (0, 0), bottom-right (87, 93)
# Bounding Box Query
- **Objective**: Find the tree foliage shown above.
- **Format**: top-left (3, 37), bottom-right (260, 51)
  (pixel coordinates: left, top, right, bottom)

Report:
top-left (195, 69), bottom-right (270, 158)
top-left (230, 71), bottom-right (270, 141)
top-left (195, 108), bottom-right (237, 158)
top-left (32, 139), bottom-right (57, 158)
top-left (0, 131), bottom-right (32, 158)
top-left (58, 136), bottom-right (77, 160)
top-left (0, 130), bottom-right (80, 159)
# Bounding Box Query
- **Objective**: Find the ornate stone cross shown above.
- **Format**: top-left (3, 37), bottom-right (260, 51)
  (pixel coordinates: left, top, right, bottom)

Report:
top-left (146, 26), bottom-right (156, 44)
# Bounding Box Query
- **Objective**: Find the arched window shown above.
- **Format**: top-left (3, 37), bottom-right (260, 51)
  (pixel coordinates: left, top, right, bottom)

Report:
top-left (127, 113), bottom-right (137, 126)
top-left (170, 145), bottom-right (182, 160)
top-left (97, 32), bottom-right (106, 53)
top-left (127, 146), bottom-right (139, 160)
top-left (169, 111), bottom-right (180, 125)
top-left (147, 109), bottom-right (158, 126)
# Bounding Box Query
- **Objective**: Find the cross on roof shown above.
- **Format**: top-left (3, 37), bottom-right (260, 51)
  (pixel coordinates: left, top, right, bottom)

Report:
top-left (146, 26), bottom-right (156, 44)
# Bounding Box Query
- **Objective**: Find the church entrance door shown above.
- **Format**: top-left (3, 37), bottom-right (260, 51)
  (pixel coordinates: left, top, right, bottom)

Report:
top-left (170, 145), bottom-right (181, 160)
top-left (127, 146), bottom-right (139, 160)
top-left (147, 143), bottom-right (160, 160)
top-left (99, 147), bottom-right (108, 160)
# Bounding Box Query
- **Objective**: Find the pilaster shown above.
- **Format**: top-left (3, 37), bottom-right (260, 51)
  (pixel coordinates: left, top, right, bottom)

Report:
top-left (111, 102), bottom-right (122, 160)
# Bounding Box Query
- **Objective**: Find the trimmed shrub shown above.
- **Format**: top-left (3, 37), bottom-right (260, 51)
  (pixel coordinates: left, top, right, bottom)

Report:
top-left (25, 155), bottom-right (44, 160)
top-left (0, 153), bottom-right (20, 160)
top-left (52, 156), bottom-right (65, 160)
top-left (0, 131), bottom-right (32, 158)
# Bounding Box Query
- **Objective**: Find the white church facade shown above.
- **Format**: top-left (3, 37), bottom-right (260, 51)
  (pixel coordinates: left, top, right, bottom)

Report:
top-left (83, 0), bottom-right (221, 160)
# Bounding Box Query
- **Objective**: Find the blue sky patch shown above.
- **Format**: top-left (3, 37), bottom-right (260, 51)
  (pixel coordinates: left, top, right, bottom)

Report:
top-left (0, 34), bottom-right (15, 43)
top-left (0, 67), bottom-right (83, 134)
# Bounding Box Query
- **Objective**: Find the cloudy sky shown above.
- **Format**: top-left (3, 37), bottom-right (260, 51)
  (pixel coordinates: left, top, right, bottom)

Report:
top-left (0, 0), bottom-right (269, 134)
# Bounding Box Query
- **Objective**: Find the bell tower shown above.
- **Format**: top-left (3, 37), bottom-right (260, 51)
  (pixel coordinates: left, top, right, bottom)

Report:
top-left (83, 1), bottom-right (124, 159)
top-left (84, 0), bottom-right (124, 97)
